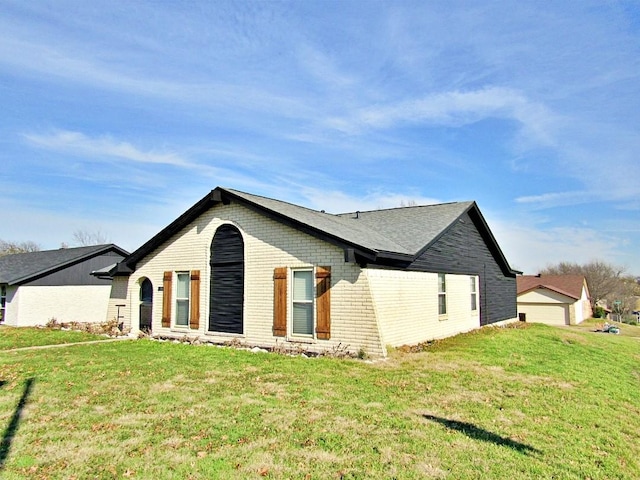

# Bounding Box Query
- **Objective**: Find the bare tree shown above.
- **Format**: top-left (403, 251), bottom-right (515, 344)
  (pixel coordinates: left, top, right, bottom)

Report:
top-left (72, 229), bottom-right (111, 247)
top-left (610, 276), bottom-right (640, 317)
top-left (0, 239), bottom-right (41, 256)
top-left (540, 260), bottom-right (626, 309)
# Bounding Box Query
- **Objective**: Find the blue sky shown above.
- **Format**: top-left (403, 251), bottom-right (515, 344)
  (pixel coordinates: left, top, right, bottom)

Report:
top-left (1, 0), bottom-right (639, 275)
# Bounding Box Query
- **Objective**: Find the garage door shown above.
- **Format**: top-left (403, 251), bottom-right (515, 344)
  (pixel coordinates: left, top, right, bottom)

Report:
top-left (519, 303), bottom-right (569, 326)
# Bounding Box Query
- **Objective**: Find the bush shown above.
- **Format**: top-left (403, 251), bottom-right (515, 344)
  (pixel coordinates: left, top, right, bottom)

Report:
top-left (593, 306), bottom-right (607, 318)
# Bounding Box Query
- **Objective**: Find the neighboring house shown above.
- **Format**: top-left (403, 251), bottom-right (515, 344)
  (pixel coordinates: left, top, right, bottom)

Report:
top-left (107, 187), bottom-right (519, 357)
top-left (0, 244), bottom-right (128, 327)
top-left (516, 275), bottom-right (592, 326)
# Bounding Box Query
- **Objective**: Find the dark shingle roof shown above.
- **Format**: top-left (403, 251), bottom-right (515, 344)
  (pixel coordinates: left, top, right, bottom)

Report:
top-left (122, 186), bottom-right (516, 274)
top-left (0, 244), bottom-right (128, 285)
top-left (227, 188), bottom-right (464, 255)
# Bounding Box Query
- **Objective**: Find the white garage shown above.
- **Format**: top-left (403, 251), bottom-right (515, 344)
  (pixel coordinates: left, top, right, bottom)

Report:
top-left (517, 275), bottom-right (592, 326)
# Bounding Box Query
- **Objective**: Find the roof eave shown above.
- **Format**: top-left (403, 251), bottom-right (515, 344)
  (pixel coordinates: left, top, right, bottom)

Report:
top-left (418, 202), bottom-right (520, 276)
top-left (7, 244), bottom-right (130, 285)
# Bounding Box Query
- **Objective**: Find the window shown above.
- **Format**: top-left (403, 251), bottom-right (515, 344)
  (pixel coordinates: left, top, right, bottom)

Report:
top-left (0, 285), bottom-right (6, 323)
top-left (292, 270), bottom-right (314, 335)
top-left (273, 266), bottom-right (331, 340)
top-left (470, 277), bottom-right (478, 311)
top-left (438, 273), bottom-right (447, 316)
top-left (175, 272), bottom-right (190, 327)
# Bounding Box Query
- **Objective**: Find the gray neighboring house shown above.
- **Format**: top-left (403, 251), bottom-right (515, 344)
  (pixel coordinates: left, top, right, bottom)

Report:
top-left (0, 244), bottom-right (128, 327)
top-left (107, 187), bottom-right (519, 357)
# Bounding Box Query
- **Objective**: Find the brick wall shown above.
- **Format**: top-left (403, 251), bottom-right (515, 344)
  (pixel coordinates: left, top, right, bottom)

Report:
top-left (9, 285), bottom-right (111, 326)
top-left (365, 269), bottom-right (481, 347)
top-left (122, 202), bottom-right (386, 357)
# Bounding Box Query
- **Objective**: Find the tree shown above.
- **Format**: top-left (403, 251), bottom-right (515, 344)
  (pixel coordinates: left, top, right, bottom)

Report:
top-left (0, 239), bottom-right (41, 256)
top-left (72, 229), bottom-right (111, 246)
top-left (611, 276), bottom-right (640, 318)
top-left (540, 260), bottom-right (626, 310)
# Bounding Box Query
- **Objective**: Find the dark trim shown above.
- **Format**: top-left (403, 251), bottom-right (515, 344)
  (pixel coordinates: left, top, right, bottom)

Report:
top-left (413, 202), bottom-right (519, 277)
top-left (11, 245), bottom-right (129, 285)
top-left (117, 187), bottom-right (517, 278)
top-left (121, 188), bottom-right (384, 273)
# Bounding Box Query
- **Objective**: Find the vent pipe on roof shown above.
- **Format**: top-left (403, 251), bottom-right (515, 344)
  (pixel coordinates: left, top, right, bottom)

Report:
top-left (355, 211), bottom-right (360, 219)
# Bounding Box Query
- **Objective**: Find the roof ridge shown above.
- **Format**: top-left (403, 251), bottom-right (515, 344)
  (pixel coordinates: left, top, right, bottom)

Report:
top-left (338, 200), bottom-right (474, 215)
top-left (223, 187), bottom-right (330, 215)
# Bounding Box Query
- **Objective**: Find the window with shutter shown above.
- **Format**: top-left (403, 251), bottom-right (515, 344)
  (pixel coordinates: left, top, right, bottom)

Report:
top-left (175, 272), bottom-right (190, 327)
top-left (292, 270), bottom-right (313, 336)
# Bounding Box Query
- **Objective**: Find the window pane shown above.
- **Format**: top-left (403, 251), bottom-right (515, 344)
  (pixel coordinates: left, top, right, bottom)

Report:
top-left (439, 295), bottom-right (447, 315)
top-left (177, 273), bottom-right (190, 298)
top-left (438, 274), bottom-right (446, 293)
top-left (293, 270), bottom-right (313, 301)
top-left (176, 299), bottom-right (189, 326)
top-left (292, 303), bottom-right (313, 335)
top-left (471, 295), bottom-right (477, 311)
top-left (470, 277), bottom-right (476, 292)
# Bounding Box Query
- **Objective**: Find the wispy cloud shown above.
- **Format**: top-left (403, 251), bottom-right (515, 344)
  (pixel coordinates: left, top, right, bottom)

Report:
top-left (323, 86), bottom-right (559, 146)
top-left (24, 130), bottom-right (195, 168)
top-left (515, 191), bottom-right (591, 208)
top-left (489, 218), bottom-right (624, 274)
top-left (299, 186), bottom-right (442, 214)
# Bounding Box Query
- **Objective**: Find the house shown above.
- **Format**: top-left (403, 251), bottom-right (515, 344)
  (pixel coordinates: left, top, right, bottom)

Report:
top-left (0, 244), bottom-right (128, 327)
top-left (516, 275), bottom-right (592, 326)
top-left (107, 187), bottom-right (519, 357)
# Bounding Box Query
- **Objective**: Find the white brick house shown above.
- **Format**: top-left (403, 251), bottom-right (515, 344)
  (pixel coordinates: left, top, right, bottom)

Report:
top-left (0, 244), bottom-right (128, 327)
top-left (107, 187), bottom-right (519, 357)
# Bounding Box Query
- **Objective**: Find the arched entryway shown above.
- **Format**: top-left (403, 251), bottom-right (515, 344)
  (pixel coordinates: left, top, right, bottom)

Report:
top-left (209, 224), bottom-right (244, 334)
top-left (139, 277), bottom-right (153, 333)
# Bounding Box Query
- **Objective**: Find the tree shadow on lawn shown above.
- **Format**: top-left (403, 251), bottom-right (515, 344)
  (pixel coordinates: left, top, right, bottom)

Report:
top-left (422, 414), bottom-right (540, 455)
top-left (0, 378), bottom-right (35, 469)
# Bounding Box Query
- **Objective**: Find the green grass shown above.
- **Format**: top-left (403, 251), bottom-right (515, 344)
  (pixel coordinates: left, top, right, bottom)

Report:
top-left (0, 323), bottom-right (639, 479)
top-left (0, 325), bottom-right (110, 350)
top-left (569, 317), bottom-right (640, 338)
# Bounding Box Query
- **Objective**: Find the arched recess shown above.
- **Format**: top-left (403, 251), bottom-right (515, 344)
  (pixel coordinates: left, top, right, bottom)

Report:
top-left (209, 224), bottom-right (244, 334)
top-left (139, 277), bottom-right (153, 333)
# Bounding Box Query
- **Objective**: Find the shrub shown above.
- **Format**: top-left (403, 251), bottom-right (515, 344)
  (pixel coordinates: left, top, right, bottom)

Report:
top-left (593, 306), bottom-right (607, 318)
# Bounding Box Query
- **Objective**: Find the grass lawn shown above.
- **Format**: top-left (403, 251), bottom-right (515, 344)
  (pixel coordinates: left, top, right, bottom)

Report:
top-left (0, 323), bottom-right (638, 479)
top-left (0, 325), bottom-right (112, 351)
top-left (566, 318), bottom-right (640, 338)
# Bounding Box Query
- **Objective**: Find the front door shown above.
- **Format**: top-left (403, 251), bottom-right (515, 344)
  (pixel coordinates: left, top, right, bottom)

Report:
top-left (139, 278), bottom-right (153, 333)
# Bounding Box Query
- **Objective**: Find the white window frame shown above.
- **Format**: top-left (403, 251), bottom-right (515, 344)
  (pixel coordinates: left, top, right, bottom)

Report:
top-left (291, 268), bottom-right (315, 338)
top-left (0, 285), bottom-right (6, 324)
top-left (175, 271), bottom-right (190, 328)
top-left (470, 276), bottom-right (478, 312)
top-left (438, 273), bottom-right (447, 317)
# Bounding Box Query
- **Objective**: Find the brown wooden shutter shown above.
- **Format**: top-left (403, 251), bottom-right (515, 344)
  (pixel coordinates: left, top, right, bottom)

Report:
top-left (162, 271), bottom-right (172, 328)
top-left (273, 267), bottom-right (287, 336)
top-left (190, 270), bottom-right (200, 330)
top-left (315, 266), bottom-right (331, 340)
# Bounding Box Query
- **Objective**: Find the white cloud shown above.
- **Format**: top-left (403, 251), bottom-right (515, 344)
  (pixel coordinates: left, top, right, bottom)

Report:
top-left (489, 218), bottom-right (624, 275)
top-left (515, 191), bottom-right (591, 208)
top-left (24, 130), bottom-right (198, 168)
top-left (299, 186), bottom-right (441, 214)
top-left (324, 86), bottom-right (560, 147)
